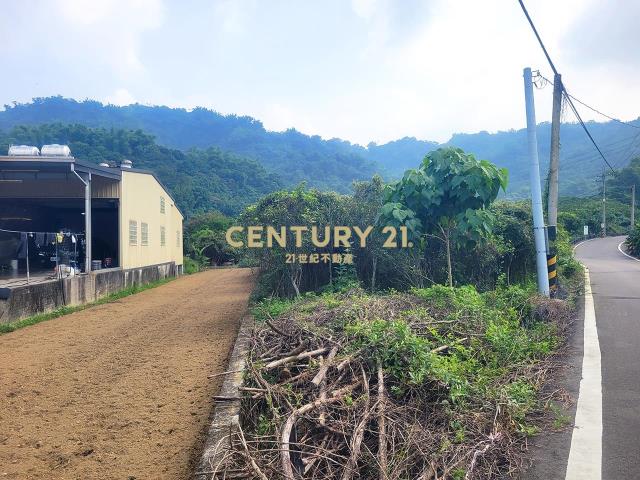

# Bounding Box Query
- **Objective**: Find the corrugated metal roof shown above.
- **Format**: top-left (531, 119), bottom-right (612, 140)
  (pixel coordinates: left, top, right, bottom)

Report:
top-left (0, 156), bottom-right (183, 216)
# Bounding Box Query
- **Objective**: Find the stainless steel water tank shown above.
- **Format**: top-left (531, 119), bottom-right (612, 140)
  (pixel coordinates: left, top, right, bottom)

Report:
top-left (8, 145), bottom-right (40, 156)
top-left (41, 144), bottom-right (72, 157)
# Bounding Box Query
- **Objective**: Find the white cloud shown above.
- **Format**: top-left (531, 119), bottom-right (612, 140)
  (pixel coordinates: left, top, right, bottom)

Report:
top-left (351, 0), bottom-right (378, 21)
top-left (1, 0), bottom-right (638, 147)
top-left (105, 88), bottom-right (136, 105)
top-left (260, 102), bottom-right (318, 136)
top-left (212, 0), bottom-right (255, 35)
top-left (57, 0), bottom-right (117, 25)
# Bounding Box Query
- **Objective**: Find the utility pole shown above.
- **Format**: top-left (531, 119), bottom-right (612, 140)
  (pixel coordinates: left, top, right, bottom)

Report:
top-left (523, 67), bottom-right (550, 297)
top-left (631, 184), bottom-right (636, 230)
top-left (547, 73), bottom-right (562, 230)
top-left (546, 73), bottom-right (562, 296)
top-left (601, 169), bottom-right (607, 237)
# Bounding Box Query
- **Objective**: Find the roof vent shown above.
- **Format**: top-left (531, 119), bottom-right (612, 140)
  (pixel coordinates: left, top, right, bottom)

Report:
top-left (120, 159), bottom-right (133, 169)
top-left (41, 144), bottom-right (72, 157)
top-left (98, 162), bottom-right (110, 167)
top-left (8, 145), bottom-right (40, 156)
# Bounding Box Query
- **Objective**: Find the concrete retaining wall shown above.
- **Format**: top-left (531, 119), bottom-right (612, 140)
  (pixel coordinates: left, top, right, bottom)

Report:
top-left (0, 262), bottom-right (179, 324)
top-left (195, 315), bottom-right (253, 479)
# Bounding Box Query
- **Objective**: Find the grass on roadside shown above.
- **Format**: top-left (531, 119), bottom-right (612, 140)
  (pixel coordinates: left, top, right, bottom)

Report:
top-left (0, 277), bottom-right (175, 335)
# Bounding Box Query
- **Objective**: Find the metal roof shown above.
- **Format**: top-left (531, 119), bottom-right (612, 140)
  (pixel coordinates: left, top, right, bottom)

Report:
top-left (0, 156), bottom-right (182, 216)
top-left (0, 156), bottom-right (120, 180)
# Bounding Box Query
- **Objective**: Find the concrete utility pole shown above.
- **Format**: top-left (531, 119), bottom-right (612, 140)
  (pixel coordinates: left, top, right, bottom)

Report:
top-left (547, 73), bottom-right (562, 232)
top-left (631, 184), bottom-right (636, 230)
top-left (602, 169), bottom-right (607, 237)
top-left (523, 67), bottom-right (550, 297)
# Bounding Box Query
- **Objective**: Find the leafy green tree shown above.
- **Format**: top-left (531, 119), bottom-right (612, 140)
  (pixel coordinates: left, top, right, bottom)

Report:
top-left (381, 148), bottom-right (507, 286)
top-left (241, 186), bottom-right (332, 297)
top-left (184, 211), bottom-right (235, 265)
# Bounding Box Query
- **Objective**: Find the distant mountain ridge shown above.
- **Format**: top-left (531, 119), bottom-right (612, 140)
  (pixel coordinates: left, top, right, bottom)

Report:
top-left (2, 96), bottom-right (639, 198)
top-left (0, 97), bottom-right (376, 193)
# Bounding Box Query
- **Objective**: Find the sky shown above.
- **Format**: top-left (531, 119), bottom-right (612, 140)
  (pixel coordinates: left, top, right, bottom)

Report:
top-left (1, 0), bottom-right (638, 145)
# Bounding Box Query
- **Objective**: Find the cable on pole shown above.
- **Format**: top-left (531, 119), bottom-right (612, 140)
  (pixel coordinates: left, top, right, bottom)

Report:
top-left (537, 73), bottom-right (640, 130)
top-left (517, 0), bottom-right (558, 75)
top-left (563, 91), bottom-right (616, 173)
top-left (518, 0), bottom-right (615, 173)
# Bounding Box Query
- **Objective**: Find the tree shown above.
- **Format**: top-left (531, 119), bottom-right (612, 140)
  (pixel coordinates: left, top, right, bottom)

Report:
top-left (184, 211), bottom-right (235, 265)
top-left (381, 147), bottom-right (508, 286)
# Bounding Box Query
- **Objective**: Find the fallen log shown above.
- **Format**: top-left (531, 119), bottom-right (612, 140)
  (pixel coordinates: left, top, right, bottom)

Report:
top-left (263, 347), bottom-right (329, 370)
top-left (280, 381), bottom-right (362, 480)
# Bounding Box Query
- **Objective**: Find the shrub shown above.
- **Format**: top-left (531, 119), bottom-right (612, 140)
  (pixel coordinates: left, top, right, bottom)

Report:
top-left (183, 256), bottom-right (200, 274)
top-left (627, 224), bottom-right (640, 256)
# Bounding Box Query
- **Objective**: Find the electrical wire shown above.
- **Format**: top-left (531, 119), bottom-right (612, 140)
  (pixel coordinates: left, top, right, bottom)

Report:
top-left (518, 0), bottom-right (616, 173)
top-left (536, 72), bottom-right (640, 130)
top-left (563, 90), bottom-right (616, 173)
top-left (517, 0), bottom-right (558, 75)
top-left (567, 95), bottom-right (640, 130)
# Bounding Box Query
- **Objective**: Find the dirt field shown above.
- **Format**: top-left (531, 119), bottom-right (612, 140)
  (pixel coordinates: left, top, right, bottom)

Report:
top-left (0, 268), bottom-right (255, 479)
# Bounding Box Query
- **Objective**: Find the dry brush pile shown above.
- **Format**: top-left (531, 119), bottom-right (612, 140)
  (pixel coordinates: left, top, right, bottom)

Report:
top-left (209, 284), bottom-right (573, 479)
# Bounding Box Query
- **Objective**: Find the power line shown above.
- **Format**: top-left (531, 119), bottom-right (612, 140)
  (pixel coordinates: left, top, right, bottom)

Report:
top-left (518, 0), bottom-right (616, 173)
top-left (568, 94), bottom-right (640, 130)
top-left (537, 73), bottom-right (640, 130)
top-left (517, 0), bottom-right (558, 75)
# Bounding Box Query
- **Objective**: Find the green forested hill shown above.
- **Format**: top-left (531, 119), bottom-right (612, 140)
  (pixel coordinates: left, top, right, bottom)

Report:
top-left (0, 97), bottom-right (376, 193)
top-left (0, 124), bottom-right (282, 217)
top-left (444, 120), bottom-right (640, 198)
top-left (366, 136), bottom-right (439, 177)
top-left (1, 96), bottom-right (639, 199)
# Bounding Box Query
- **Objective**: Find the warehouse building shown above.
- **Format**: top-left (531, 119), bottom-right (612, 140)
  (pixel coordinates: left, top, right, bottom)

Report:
top-left (0, 145), bottom-right (183, 322)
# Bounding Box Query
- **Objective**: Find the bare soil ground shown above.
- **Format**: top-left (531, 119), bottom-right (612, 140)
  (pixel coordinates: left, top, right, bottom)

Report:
top-left (0, 267), bottom-right (255, 480)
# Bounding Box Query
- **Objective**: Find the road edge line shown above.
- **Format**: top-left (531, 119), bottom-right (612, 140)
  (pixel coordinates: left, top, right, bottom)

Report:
top-left (617, 241), bottom-right (640, 262)
top-left (565, 267), bottom-right (602, 480)
top-left (573, 238), bottom-right (596, 253)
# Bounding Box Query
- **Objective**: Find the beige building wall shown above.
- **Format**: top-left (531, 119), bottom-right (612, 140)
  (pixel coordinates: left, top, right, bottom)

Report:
top-left (118, 170), bottom-right (183, 269)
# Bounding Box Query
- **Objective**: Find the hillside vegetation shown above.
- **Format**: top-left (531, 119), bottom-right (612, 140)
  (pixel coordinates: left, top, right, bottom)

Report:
top-left (0, 124), bottom-right (281, 216)
top-left (0, 97), bottom-right (376, 193)
top-left (2, 96), bottom-right (639, 198)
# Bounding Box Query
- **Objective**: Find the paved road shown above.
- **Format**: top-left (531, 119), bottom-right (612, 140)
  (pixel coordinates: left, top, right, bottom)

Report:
top-left (0, 268), bottom-right (254, 480)
top-left (575, 235), bottom-right (640, 480)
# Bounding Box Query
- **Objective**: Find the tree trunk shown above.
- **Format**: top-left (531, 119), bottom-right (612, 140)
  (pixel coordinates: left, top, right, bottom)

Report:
top-left (444, 228), bottom-right (453, 287)
top-left (371, 256), bottom-right (377, 291)
top-left (290, 266), bottom-right (301, 297)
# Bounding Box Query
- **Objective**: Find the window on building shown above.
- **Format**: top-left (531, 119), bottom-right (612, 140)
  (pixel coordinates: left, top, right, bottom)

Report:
top-left (176, 229), bottom-right (181, 247)
top-left (160, 226), bottom-right (166, 246)
top-left (141, 222), bottom-right (149, 246)
top-left (160, 196), bottom-right (165, 214)
top-left (129, 220), bottom-right (137, 245)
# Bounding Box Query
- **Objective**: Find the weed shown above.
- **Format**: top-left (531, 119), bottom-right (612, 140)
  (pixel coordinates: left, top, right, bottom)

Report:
top-left (452, 468), bottom-right (466, 480)
top-left (346, 318), bottom-right (434, 389)
top-left (251, 297), bottom-right (295, 322)
top-left (550, 403), bottom-right (572, 430)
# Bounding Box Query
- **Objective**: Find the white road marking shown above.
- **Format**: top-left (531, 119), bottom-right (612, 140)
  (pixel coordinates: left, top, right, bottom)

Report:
top-left (573, 238), bottom-right (597, 253)
top-left (565, 267), bottom-right (602, 480)
top-left (617, 241), bottom-right (640, 262)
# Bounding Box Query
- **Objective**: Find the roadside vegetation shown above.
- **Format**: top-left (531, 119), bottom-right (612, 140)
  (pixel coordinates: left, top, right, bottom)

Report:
top-left (626, 223), bottom-right (640, 256)
top-left (210, 283), bottom-right (573, 478)
top-left (200, 147), bottom-right (584, 479)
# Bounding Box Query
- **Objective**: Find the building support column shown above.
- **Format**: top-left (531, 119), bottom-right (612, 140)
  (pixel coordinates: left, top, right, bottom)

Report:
top-left (84, 173), bottom-right (92, 273)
